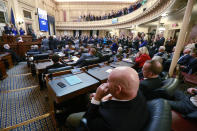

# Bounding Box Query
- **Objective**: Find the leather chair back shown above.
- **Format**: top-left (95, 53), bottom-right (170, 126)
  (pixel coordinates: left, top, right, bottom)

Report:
top-left (33, 53), bottom-right (49, 61)
top-left (79, 99), bottom-right (172, 131)
top-left (84, 57), bottom-right (100, 66)
top-left (100, 53), bottom-right (112, 62)
top-left (47, 66), bottom-right (72, 74)
top-left (152, 78), bottom-right (181, 99)
top-left (161, 78), bottom-right (180, 96)
top-left (143, 99), bottom-right (172, 131)
top-left (26, 51), bottom-right (40, 55)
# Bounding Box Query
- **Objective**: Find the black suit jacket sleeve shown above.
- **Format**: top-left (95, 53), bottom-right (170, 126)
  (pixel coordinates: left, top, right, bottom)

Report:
top-left (83, 104), bottom-right (110, 131)
top-left (75, 55), bottom-right (87, 65)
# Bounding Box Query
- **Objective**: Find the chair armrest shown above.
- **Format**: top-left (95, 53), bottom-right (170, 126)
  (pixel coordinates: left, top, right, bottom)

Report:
top-left (78, 118), bottom-right (89, 131)
top-left (143, 99), bottom-right (172, 131)
top-left (183, 111), bottom-right (197, 120)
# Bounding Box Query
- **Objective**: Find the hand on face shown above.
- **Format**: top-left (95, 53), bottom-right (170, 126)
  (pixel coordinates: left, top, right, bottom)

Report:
top-left (94, 83), bottom-right (110, 101)
top-left (89, 93), bottom-right (96, 100)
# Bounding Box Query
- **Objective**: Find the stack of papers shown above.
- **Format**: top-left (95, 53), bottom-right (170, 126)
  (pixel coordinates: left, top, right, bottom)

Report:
top-left (122, 58), bottom-right (133, 63)
top-left (57, 52), bottom-right (65, 57)
top-left (72, 56), bottom-right (79, 62)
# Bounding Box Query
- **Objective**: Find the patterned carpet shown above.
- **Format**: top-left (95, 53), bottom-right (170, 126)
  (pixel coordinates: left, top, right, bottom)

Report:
top-left (0, 62), bottom-right (55, 131)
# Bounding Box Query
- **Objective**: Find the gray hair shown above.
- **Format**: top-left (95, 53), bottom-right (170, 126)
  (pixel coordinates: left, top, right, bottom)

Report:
top-left (152, 56), bottom-right (163, 64)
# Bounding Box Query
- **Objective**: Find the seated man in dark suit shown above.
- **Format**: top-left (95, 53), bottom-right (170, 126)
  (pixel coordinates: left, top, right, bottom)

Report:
top-left (140, 60), bottom-right (163, 100)
top-left (177, 48), bottom-right (191, 66)
top-left (45, 54), bottom-right (65, 73)
top-left (154, 46), bottom-right (168, 61)
top-left (3, 44), bottom-right (20, 64)
top-left (180, 48), bottom-right (197, 74)
top-left (168, 87), bottom-right (197, 116)
top-left (75, 48), bottom-right (97, 66)
top-left (40, 54), bottom-right (66, 89)
top-left (66, 67), bottom-right (149, 131)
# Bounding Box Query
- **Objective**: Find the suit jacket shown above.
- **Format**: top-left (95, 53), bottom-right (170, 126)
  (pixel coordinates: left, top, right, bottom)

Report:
top-left (140, 77), bottom-right (162, 100)
top-left (187, 58), bottom-right (197, 74)
top-left (19, 29), bottom-right (25, 35)
top-left (111, 43), bottom-right (118, 53)
top-left (82, 91), bottom-right (149, 131)
top-left (3, 49), bottom-right (19, 63)
top-left (42, 39), bottom-right (49, 47)
top-left (158, 37), bottom-right (165, 47)
top-left (177, 54), bottom-right (192, 66)
top-left (75, 53), bottom-right (95, 66)
top-left (4, 26), bottom-right (11, 34)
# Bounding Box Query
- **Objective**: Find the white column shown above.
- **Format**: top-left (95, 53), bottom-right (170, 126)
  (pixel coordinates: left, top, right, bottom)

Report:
top-left (154, 17), bottom-right (161, 41)
top-left (169, 0), bottom-right (195, 77)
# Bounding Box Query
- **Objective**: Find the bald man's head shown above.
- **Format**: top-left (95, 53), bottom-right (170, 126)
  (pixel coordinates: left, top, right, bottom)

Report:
top-left (107, 67), bottom-right (139, 100)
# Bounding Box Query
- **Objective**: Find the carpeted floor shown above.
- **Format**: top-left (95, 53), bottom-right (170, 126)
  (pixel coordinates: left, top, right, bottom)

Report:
top-left (0, 62), bottom-right (55, 130)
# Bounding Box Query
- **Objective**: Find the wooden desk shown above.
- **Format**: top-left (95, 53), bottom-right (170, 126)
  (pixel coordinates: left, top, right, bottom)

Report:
top-left (35, 59), bottom-right (53, 74)
top-left (86, 66), bottom-right (113, 83)
top-left (47, 72), bottom-right (99, 103)
top-left (34, 59), bottom-right (53, 89)
top-left (110, 61), bottom-right (134, 68)
top-left (0, 35), bottom-right (42, 58)
top-left (0, 53), bottom-right (13, 69)
top-left (46, 71), bottom-right (99, 127)
top-left (0, 59), bottom-right (7, 79)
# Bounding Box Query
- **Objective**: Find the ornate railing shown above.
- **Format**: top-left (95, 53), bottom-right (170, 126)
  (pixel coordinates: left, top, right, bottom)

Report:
top-left (56, 0), bottom-right (176, 30)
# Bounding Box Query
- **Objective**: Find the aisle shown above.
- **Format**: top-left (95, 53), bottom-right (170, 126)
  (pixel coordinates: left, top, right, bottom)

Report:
top-left (0, 62), bottom-right (55, 131)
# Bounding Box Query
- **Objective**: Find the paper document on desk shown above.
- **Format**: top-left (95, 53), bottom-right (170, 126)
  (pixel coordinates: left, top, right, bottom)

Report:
top-left (106, 69), bottom-right (112, 73)
top-left (72, 56), bottom-right (79, 62)
top-left (57, 52), bottom-right (65, 57)
top-left (122, 58), bottom-right (133, 63)
top-left (64, 75), bottom-right (82, 86)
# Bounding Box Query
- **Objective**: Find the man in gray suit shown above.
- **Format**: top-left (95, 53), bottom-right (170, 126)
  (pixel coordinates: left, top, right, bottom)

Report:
top-left (41, 36), bottom-right (49, 51)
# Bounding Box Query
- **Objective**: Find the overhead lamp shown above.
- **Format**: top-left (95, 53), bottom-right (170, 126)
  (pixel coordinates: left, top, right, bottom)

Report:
top-left (159, 23), bottom-right (165, 31)
top-left (159, 27), bottom-right (165, 31)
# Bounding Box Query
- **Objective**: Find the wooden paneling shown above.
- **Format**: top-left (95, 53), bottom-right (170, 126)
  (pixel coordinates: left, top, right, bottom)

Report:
top-left (0, 53), bottom-right (13, 69)
top-left (0, 35), bottom-right (42, 58)
top-left (0, 58), bottom-right (7, 80)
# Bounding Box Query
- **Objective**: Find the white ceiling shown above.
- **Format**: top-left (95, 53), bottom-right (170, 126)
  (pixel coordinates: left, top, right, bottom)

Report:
top-left (54, 0), bottom-right (138, 3)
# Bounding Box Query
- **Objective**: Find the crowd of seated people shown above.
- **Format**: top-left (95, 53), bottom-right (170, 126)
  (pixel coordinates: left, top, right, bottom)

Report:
top-left (78, 0), bottom-right (145, 22)
top-left (22, 31), bottom-right (197, 130)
